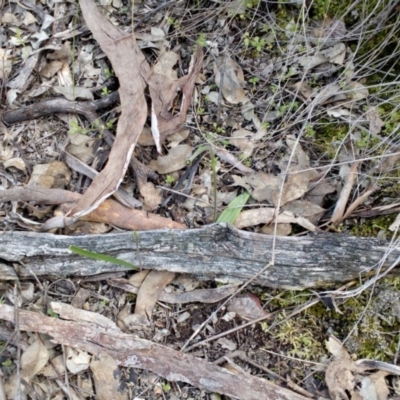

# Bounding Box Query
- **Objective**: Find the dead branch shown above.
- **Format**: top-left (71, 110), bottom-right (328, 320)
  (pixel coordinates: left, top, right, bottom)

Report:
top-left (1, 224), bottom-right (399, 289)
top-left (0, 303), bottom-right (309, 400)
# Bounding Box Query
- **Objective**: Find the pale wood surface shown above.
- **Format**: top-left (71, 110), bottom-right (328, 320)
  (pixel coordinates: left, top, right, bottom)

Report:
top-left (1, 224), bottom-right (398, 288)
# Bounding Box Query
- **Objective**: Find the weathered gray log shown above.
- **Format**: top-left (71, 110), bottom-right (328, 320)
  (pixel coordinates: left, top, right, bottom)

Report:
top-left (1, 223), bottom-right (399, 288)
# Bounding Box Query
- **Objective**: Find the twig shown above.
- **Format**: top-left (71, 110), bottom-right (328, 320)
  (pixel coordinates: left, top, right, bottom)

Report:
top-left (330, 161), bottom-right (361, 224)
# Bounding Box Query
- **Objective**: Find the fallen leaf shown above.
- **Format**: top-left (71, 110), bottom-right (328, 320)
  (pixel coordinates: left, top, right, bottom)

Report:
top-left (0, 48), bottom-right (12, 79)
top-left (234, 208), bottom-right (316, 231)
top-left (21, 340), bottom-right (49, 383)
top-left (229, 128), bottom-right (255, 154)
top-left (150, 144), bottom-right (193, 174)
top-left (70, 0), bottom-right (149, 220)
top-left (67, 132), bottom-right (96, 164)
top-left (52, 86), bottom-right (94, 101)
top-left (90, 352), bottom-right (128, 400)
top-left (148, 46), bottom-right (203, 152)
top-left (227, 294), bottom-right (269, 321)
top-left (66, 347), bottom-right (91, 374)
top-left (29, 161), bottom-right (71, 189)
top-left (214, 55), bottom-right (247, 104)
top-left (3, 157), bottom-right (27, 172)
top-left (365, 107), bottom-right (385, 135)
top-left (140, 182), bottom-right (162, 210)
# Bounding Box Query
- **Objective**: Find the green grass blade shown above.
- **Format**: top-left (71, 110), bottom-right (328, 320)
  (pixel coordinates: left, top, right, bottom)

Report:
top-left (217, 191), bottom-right (250, 224)
top-left (69, 245), bottom-right (137, 269)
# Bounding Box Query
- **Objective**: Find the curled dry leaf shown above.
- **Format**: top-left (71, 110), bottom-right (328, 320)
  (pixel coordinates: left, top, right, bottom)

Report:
top-left (149, 46), bottom-right (203, 152)
top-left (139, 182), bottom-right (162, 210)
top-left (227, 294), bottom-right (269, 321)
top-left (230, 128), bottom-right (255, 154)
top-left (52, 86), bottom-right (94, 101)
top-left (365, 106), bottom-right (385, 135)
top-left (121, 270), bottom-right (176, 329)
top-left (214, 55), bottom-right (247, 104)
top-left (282, 200), bottom-right (325, 225)
top-left (66, 347), bottom-right (91, 374)
top-left (0, 48), bottom-right (13, 79)
top-left (234, 208), bottom-right (316, 231)
top-left (150, 144), bottom-right (193, 174)
top-left (29, 161), bottom-right (71, 189)
top-left (90, 352), bottom-right (128, 400)
top-left (3, 157), bottom-right (27, 172)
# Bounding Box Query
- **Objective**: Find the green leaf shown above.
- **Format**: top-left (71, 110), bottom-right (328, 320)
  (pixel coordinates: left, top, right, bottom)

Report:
top-left (69, 246), bottom-right (137, 269)
top-left (217, 191), bottom-right (250, 223)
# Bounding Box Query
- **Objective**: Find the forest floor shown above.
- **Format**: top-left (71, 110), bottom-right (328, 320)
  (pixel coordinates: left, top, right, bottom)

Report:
top-left (1, 0), bottom-right (400, 398)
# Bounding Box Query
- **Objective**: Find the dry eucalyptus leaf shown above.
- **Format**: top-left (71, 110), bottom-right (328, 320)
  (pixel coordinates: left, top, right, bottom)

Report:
top-left (139, 182), bottom-right (162, 210)
top-left (23, 11), bottom-right (37, 26)
top-left (320, 42), bottom-right (346, 64)
top-left (0, 48), bottom-right (12, 79)
top-left (137, 126), bottom-right (155, 146)
top-left (260, 223), bottom-right (292, 236)
top-left (1, 12), bottom-right (19, 24)
top-left (134, 270), bottom-right (176, 320)
top-left (230, 128), bottom-right (254, 154)
top-left (52, 86), bottom-right (94, 101)
top-left (90, 352), bottom-right (128, 400)
top-left (297, 53), bottom-right (327, 71)
top-left (282, 200), bottom-right (325, 225)
top-left (232, 172), bottom-right (280, 202)
top-left (358, 372), bottom-right (390, 400)
top-left (234, 208), bottom-right (316, 231)
top-left (167, 129), bottom-right (190, 147)
top-left (66, 133), bottom-right (95, 164)
top-left (227, 294), bottom-right (269, 321)
top-left (21, 340), bottom-right (49, 383)
top-left (66, 347), bottom-right (91, 374)
top-left (3, 157), bottom-right (26, 172)
top-left (39, 60), bottom-right (63, 78)
top-left (291, 81), bottom-right (313, 101)
top-left (272, 170), bottom-right (311, 207)
top-left (365, 107), bottom-right (385, 135)
top-left (326, 107), bottom-right (351, 117)
top-left (150, 144), bottom-right (192, 174)
top-left (389, 213), bottom-right (400, 232)
top-left (305, 179), bottom-right (336, 207)
top-left (29, 161), bottom-right (71, 189)
top-left (153, 50), bottom-right (179, 79)
top-left (345, 81), bottom-right (369, 102)
top-left (214, 55), bottom-right (247, 104)
top-left (149, 46), bottom-right (203, 152)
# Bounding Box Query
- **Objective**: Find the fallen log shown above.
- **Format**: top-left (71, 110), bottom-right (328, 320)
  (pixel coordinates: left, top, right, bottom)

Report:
top-left (0, 303), bottom-right (309, 400)
top-left (1, 224), bottom-right (399, 288)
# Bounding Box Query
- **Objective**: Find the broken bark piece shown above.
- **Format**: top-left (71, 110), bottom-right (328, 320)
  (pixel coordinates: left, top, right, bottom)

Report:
top-left (0, 303), bottom-right (309, 400)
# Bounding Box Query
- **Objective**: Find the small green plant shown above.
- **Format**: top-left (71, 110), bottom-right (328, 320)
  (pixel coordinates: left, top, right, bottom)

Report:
top-left (69, 245), bottom-right (137, 269)
top-left (2, 359), bottom-right (12, 367)
top-left (47, 309), bottom-right (59, 318)
top-left (304, 124), bottom-right (316, 139)
top-left (212, 122), bottom-right (225, 134)
top-left (165, 175), bottom-right (175, 184)
top-left (162, 382), bottom-right (171, 392)
top-left (166, 17), bottom-right (180, 29)
top-left (101, 87), bottom-right (111, 96)
top-left (69, 119), bottom-right (89, 135)
top-left (11, 27), bottom-right (27, 46)
top-left (217, 191), bottom-right (250, 224)
top-left (243, 32), bottom-right (266, 54)
top-left (248, 76), bottom-right (260, 86)
top-left (103, 67), bottom-right (114, 78)
top-left (196, 33), bottom-right (207, 48)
